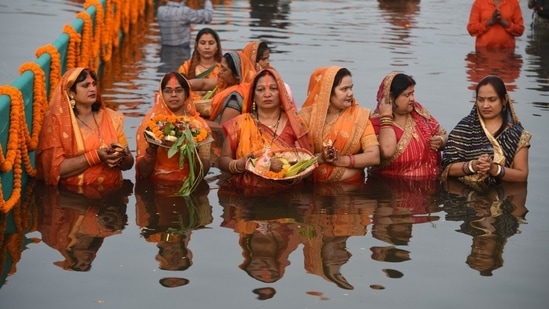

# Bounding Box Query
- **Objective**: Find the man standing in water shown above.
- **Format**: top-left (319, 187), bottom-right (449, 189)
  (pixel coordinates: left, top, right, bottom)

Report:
top-left (157, 0), bottom-right (214, 71)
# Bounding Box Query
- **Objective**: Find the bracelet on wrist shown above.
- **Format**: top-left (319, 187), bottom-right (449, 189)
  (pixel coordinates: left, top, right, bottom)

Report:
top-left (85, 149), bottom-right (101, 166)
top-left (467, 160), bottom-right (476, 174)
top-left (348, 155), bottom-right (355, 168)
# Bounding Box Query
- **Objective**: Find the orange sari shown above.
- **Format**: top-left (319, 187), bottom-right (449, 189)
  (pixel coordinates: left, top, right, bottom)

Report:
top-left (209, 51), bottom-right (256, 121)
top-left (36, 68), bottom-right (127, 187)
top-left (221, 69), bottom-right (311, 193)
top-left (135, 75), bottom-right (211, 184)
top-left (299, 66), bottom-right (379, 183)
top-left (179, 60), bottom-right (221, 101)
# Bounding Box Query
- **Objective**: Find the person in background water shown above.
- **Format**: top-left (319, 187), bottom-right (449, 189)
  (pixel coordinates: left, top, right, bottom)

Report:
top-left (442, 75), bottom-right (531, 188)
top-left (299, 66), bottom-right (380, 183)
top-left (178, 27), bottom-right (223, 102)
top-left (36, 67), bottom-right (134, 187)
top-left (242, 41), bottom-right (297, 107)
top-left (369, 72), bottom-right (446, 179)
top-left (157, 0), bottom-right (214, 70)
top-left (467, 0), bottom-right (524, 49)
top-left (528, 0), bottom-right (549, 30)
top-left (190, 51), bottom-right (257, 124)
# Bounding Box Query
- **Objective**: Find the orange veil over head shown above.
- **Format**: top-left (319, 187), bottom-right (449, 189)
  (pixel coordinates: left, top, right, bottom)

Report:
top-left (36, 67), bottom-right (126, 186)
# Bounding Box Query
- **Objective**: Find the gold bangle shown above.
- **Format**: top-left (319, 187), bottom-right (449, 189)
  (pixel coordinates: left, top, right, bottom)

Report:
top-left (229, 160), bottom-right (243, 174)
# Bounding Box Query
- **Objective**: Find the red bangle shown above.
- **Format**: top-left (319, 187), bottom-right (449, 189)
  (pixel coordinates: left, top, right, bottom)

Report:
top-left (348, 155), bottom-right (355, 168)
top-left (85, 150), bottom-right (101, 166)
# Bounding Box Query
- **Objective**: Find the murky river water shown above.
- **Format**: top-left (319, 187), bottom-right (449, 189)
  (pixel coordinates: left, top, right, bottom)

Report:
top-left (1, 1), bottom-right (548, 308)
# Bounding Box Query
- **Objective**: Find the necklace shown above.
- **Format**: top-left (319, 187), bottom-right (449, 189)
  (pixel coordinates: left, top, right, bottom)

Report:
top-left (77, 113), bottom-right (104, 142)
top-left (260, 110), bottom-right (282, 131)
top-left (256, 111), bottom-right (282, 148)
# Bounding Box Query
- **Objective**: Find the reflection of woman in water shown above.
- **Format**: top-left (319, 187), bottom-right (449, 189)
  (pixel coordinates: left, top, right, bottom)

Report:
top-left (443, 179), bottom-right (528, 276)
top-left (134, 179), bottom-right (212, 276)
top-left (300, 183), bottom-right (376, 290)
top-left (239, 224), bottom-right (296, 283)
top-left (36, 180), bottom-right (132, 271)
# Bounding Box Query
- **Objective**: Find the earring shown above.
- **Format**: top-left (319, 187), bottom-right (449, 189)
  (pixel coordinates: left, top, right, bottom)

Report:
top-left (69, 96), bottom-right (76, 108)
top-left (253, 101), bottom-right (257, 112)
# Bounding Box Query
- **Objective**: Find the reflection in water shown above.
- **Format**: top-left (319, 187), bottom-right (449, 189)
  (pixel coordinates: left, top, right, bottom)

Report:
top-left (377, 0), bottom-right (421, 66)
top-left (442, 179), bottom-right (528, 276)
top-left (134, 179), bottom-right (212, 287)
top-left (302, 182), bottom-right (376, 290)
top-left (525, 26), bottom-right (549, 108)
top-left (99, 4), bottom-right (159, 113)
top-left (365, 177), bottom-right (441, 285)
top-left (219, 189), bottom-right (303, 294)
top-left (0, 180), bottom-right (40, 289)
top-left (249, 0), bottom-right (291, 29)
top-left (36, 180), bottom-right (133, 272)
top-left (218, 179), bottom-right (446, 291)
top-left (465, 47), bottom-right (523, 92)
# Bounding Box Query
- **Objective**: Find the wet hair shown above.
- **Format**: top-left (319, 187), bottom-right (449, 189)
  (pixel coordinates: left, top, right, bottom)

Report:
top-left (195, 27), bottom-right (222, 62)
top-left (256, 42), bottom-right (270, 63)
top-left (475, 75), bottom-right (508, 106)
top-left (160, 72), bottom-right (190, 98)
top-left (390, 73), bottom-right (416, 99)
top-left (331, 68), bottom-right (352, 96)
top-left (70, 68), bottom-right (101, 113)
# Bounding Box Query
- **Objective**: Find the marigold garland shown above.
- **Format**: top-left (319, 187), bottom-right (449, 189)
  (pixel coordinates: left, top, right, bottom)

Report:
top-left (76, 11), bottom-right (94, 69)
top-left (35, 44), bottom-right (61, 99)
top-left (18, 62), bottom-right (48, 151)
top-left (63, 24), bottom-right (82, 70)
top-left (1, 0), bottom-right (156, 213)
top-left (101, 0), bottom-right (114, 62)
top-left (147, 114), bottom-right (208, 143)
top-left (84, 0), bottom-right (102, 67)
top-left (0, 86), bottom-right (21, 173)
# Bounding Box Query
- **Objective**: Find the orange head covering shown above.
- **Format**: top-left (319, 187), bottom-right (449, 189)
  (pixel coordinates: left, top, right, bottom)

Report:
top-left (242, 41), bottom-right (270, 71)
top-left (136, 72), bottom-right (207, 160)
top-left (241, 68), bottom-right (310, 150)
top-left (36, 67), bottom-right (106, 184)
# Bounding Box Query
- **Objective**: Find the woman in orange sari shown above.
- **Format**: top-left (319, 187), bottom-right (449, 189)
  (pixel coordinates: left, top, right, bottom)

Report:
top-left (135, 72), bottom-right (211, 186)
top-left (242, 41), bottom-right (297, 107)
top-left (369, 72), bottom-right (447, 179)
top-left (178, 27), bottom-right (223, 102)
top-left (218, 68), bottom-right (311, 194)
top-left (299, 66), bottom-right (380, 183)
top-left (189, 51), bottom-right (256, 124)
top-left (36, 67), bottom-right (134, 187)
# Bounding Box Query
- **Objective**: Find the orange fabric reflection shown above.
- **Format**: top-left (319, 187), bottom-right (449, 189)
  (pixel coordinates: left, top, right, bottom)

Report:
top-left (465, 48), bottom-right (523, 92)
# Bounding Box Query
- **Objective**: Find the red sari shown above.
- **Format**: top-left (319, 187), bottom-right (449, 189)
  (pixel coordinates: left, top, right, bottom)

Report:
top-left (369, 72), bottom-right (445, 179)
